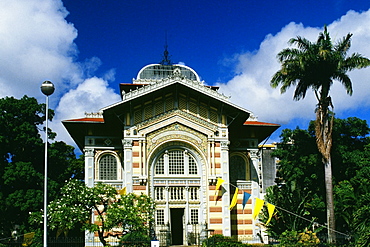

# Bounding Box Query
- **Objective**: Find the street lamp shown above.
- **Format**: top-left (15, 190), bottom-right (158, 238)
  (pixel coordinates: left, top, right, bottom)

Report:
top-left (41, 81), bottom-right (55, 247)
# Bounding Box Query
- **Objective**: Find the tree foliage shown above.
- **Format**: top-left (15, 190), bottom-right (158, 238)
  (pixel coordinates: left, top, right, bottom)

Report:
top-left (271, 26), bottom-right (370, 243)
top-left (265, 117), bottom-right (370, 246)
top-left (0, 96), bottom-right (83, 238)
top-left (46, 179), bottom-right (155, 246)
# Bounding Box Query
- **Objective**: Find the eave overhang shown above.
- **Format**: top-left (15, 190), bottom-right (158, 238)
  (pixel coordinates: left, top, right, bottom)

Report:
top-left (242, 120), bottom-right (280, 143)
top-left (62, 117), bottom-right (122, 151)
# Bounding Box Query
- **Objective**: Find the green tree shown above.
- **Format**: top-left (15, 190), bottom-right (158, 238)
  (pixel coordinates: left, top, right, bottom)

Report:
top-left (266, 117), bottom-right (370, 245)
top-left (0, 96), bottom-right (83, 238)
top-left (264, 127), bottom-right (325, 238)
top-left (46, 179), bottom-right (155, 246)
top-left (271, 27), bottom-right (370, 243)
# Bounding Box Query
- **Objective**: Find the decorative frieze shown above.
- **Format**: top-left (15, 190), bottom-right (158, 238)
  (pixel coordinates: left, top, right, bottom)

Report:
top-left (137, 109), bottom-right (218, 132)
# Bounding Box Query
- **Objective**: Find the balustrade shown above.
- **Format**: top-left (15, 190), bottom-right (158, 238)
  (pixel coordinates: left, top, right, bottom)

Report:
top-left (154, 186), bottom-right (200, 202)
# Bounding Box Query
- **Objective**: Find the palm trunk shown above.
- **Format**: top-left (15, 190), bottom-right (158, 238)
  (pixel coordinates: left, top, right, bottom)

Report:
top-left (324, 154), bottom-right (336, 244)
top-left (315, 100), bottom-right (336, 244)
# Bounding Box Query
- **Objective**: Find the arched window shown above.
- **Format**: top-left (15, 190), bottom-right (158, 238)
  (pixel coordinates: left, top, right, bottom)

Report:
top-left (229, 155), bottom-right (249, 183)
top-left (99, 154), bottom-right (118, 180)
top-left (154, 149), bottom-right (198, 176)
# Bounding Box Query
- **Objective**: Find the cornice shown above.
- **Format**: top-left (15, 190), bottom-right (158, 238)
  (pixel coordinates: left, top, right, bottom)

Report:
top-left (123, 74), bottom-right (230, 102)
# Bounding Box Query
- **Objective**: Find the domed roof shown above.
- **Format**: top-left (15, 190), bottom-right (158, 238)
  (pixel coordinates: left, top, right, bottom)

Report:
top-left (136, 63), bottom-right (200, 81)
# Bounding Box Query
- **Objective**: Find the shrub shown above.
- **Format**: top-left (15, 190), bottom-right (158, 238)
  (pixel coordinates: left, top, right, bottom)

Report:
top-left (203, 234), bottom-right (250, 247)
top-left (278, 229), bottom-right (320, 246)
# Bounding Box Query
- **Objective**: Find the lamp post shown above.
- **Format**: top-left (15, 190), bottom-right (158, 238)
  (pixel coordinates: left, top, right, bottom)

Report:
top-left (41, 81), bottom-right (55, 247)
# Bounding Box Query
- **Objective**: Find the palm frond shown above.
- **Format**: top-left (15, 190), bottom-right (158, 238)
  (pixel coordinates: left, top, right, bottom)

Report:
top-left (333, 72), bottom-right (353, 96)
top-left (334, 33), bottom-right (353, 54)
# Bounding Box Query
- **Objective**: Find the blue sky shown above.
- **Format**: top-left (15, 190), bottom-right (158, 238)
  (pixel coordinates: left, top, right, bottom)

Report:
top-left (62, 0), bottom-right (370, 84)
top-left (1, 0), bottom-right (370, 149)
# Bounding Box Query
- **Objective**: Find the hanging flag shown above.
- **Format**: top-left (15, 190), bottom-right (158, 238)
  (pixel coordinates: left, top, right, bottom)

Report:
top-left (242, 192), bottom-right (251, 210)
top-left (213, 178), bottom-right (225, 201)
top-left (215, 178), bottom-right (225, 191)
top-left (252, 198), bottom-right (264, 220)
top-left (22, 232), bottom-right (35, 246)
top-left (229, 187), bottom-right (239, 210)
top-left (119, 187), bottom-right (126, 195)
top-left (265, 203), bottom-right (275, 225)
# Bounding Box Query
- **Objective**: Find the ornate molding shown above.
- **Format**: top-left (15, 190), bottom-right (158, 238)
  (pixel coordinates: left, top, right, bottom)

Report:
top-left (125, 77), bottom-right (230, 102)
top-left (146, 123), bottom-right (208, 157)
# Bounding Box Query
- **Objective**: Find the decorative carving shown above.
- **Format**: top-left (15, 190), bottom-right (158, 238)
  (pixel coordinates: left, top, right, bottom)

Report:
top-left (83, 148), bottom-right (94, 157)
top-left (220, 141), bottom-right (230, 150)
top-left (146, 123), bottom-right (208, 157)
top-left (137, 109), bottom-right (218, 132)
top-left (104, 138), bottom-right (112, 146)
top-left (122, 139), bottom-right (133, 147)
top-left (84, 112), bottom-right (103, 118)
top-left (249, 149), bottom-right (259, 158)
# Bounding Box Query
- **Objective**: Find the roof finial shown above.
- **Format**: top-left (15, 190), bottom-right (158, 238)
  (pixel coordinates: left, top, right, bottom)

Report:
top-left (160, 31), bottom-right (172, 65)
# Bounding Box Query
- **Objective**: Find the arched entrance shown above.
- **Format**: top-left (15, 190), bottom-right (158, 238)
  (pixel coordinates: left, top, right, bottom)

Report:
top-left (149, 144), bottom-right (207, 246)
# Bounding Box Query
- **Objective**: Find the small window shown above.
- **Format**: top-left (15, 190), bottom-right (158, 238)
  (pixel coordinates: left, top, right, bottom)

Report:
top-left (99, 154), bottom-right (117, 180)
top-left (190, 209), bottom-right (198, 224)
top-left (156, 209), bottom-right (165, 225)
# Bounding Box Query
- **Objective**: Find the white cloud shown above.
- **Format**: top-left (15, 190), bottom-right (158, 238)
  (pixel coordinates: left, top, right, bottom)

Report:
top-left (56, 77), bottom-right (120, 120)
top-left (0, 0), bottom-right (81, 99)
top-left (51, 76), bottom-right (121, 145)
top-left (218, 9), bottom-right (370, 126)
top-left (0, 0), bottom-right (121, 148)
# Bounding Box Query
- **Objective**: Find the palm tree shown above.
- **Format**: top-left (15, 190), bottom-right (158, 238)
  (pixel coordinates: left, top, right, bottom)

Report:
top-left (271, 26), bottom-right (370, 243)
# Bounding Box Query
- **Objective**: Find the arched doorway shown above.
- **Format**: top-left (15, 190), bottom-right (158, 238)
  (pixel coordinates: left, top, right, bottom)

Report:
top-left (150, 145), bottom-right (206, 246)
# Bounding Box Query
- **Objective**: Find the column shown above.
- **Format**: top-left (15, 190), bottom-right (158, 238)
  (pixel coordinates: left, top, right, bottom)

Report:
top-left (139, 139), bottom-right (143, 176)
top-left (123, 139), bottom-right (133, 193)
top-left (83, 148), bottom-right (95, 244)
top-left (249, 149), bottom-right (261, 191)
top-left (220, 141), bottom-right (231, 237)
top-left (249, 148), bottom-right (261, 237)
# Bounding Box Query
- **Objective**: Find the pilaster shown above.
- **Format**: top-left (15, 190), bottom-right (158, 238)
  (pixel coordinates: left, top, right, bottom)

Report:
top-left (84, 148), bottom-right (94, 188)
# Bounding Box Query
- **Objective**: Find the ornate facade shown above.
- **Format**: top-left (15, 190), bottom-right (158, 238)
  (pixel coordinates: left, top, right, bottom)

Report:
top-left (63, 60), bottom-right (280, 246)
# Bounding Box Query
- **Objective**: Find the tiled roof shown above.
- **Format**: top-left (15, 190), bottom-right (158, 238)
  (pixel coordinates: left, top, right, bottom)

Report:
top-left (63, 118), bottom-right (104, 123)
top-left (244, 121), bottom-right (280, 126)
